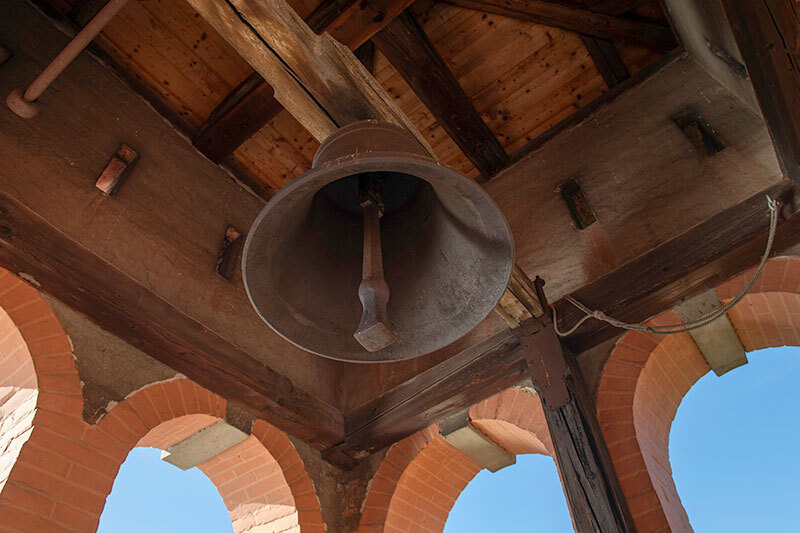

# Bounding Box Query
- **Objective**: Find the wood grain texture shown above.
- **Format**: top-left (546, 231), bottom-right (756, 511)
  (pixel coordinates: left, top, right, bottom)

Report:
top-left (537, 332), bottom-right (636, 533)
top-left (328, 330), bottom-right (524, 460)
top-left (443, 0), bottom-right (677, 51)
top-left (581, 36), bottom-right (629, 87)
top-left (554, 181), bottom-right (800, 352)
top-left (373, 11), bottom-right (508, 177)
top-left (0, 192), bottom-right (344, 448)
top-left (526, 323), bottom-right (635, 532)
top-left (193, 72), bottom-right (284, 165)
top-left (333, 181), bottom-right (800, 460)
top-left (721, 0), bottom-right (800, 186)
top-left (184, 0), bottom-right (338, 141)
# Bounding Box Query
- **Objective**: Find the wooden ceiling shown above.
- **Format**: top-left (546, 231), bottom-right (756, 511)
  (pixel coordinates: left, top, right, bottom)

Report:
top-left (46, 0), bottom-right (668, 195)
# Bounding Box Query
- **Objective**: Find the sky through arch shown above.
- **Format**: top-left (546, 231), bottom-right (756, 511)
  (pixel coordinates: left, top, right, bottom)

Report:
top-left (669, 345), bottom-right (800, 532)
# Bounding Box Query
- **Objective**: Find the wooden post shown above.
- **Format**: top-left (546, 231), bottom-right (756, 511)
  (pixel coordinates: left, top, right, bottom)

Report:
top-left (519, 318), bottom-right (636, 532)
top-left (720, 0), bottom-right (800, 186)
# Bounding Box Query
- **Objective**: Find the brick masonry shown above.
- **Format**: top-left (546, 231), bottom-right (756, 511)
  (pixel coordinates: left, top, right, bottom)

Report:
top-left (597, 256), bottom-right (800, 533)
top-left (0, 269), bottom-right (323, 533)
top-left (3, 256), bottom-right (800, 532)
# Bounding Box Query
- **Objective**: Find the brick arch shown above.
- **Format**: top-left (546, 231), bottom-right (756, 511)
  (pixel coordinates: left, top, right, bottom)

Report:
top-left (597, 256), bottom-right (800, 533)
top-left (0, 270), bottom-right (323, 533)
top-left (358, 387), bottom-right (555, 533)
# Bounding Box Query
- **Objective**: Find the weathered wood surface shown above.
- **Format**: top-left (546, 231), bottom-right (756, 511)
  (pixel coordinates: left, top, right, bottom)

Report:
top-left (333, 180), bottom-right (800, 460)
top-left (182, 0), bottom-right (336, 141)
top-left (582, 36), bottom-right (630, 87)
top-left (192, 0), bottom-right (407, 166)
top-left (488, 54), bottom-right (781, 303)
top-left (721, 0), bottom-right (800, 187)
top-left (554, 181), bottom-right (800, 353)
top-left (660, 0), bottom-right (756, 112)
top-left (373, 11), bottom-right (509, 178)
top-left (443, 0), bottom-right (677, 51)
top-left (186, 0), bottom-right (431, 152)
top-left (0, 192), bottom-right (343, 448)
top-left (308, 0), bottom-right (416, 49)
top-left (525, 321), bottom-right (635, 532)
top-left (339, 52), bottom-right (776, 412)
top-left (326, 330), bottom-right (524, 460)
top-left (193, 72), bottom-right (284, 165)
top-left (0, 2), bottom-right (343, 408)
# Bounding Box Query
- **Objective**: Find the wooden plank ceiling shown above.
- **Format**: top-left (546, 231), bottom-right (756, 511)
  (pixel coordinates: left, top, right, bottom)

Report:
top-left (48, 0), bottom-right (667, 194)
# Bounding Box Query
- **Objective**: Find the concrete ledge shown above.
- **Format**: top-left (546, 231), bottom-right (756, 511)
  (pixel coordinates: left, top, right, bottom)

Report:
top-left (675, 289), bottom-right (748, 376)
top-left (439, 411), bottom-right (515, 473)
top-left (162, 420), bottom-right (249, 470)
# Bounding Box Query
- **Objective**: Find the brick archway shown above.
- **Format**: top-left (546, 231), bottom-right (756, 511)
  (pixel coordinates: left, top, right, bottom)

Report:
top-left (597, 257), bottom-right (800, 532)
top-left (358, 387), bottom-right (557, 533)
top-left (0, 270), bottom-right (323, 532)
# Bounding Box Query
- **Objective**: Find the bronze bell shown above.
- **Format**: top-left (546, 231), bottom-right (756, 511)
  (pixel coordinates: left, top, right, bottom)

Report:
top-left (242, 120), bottom-right (514, 363)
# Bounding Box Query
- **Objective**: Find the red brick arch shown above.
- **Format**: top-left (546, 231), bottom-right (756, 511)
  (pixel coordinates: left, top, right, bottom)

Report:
top-left (358, 387), bottom-right (556, 533)
top-left (597, 256), bottom-right (800, 533)
top-left (0, 270), bottom-right (323, 533)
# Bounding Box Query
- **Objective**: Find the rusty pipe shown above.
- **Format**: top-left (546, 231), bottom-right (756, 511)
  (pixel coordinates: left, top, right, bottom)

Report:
top-left (6, 0), bottom-right (128, 118)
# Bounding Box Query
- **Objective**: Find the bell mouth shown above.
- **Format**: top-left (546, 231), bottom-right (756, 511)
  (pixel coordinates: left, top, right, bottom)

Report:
top-left (242, 121), bottom-right (514, 363)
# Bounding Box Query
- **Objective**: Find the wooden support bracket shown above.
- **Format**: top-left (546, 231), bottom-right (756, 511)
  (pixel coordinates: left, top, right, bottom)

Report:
top-left (216, 225), bottom-right (243, 281)
top-left (94, 143), bottom-right (138, 196)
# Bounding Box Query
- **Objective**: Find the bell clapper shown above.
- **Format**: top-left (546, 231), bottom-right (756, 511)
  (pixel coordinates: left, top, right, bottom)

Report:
top-left (354, 174), bottom-right (397, 352)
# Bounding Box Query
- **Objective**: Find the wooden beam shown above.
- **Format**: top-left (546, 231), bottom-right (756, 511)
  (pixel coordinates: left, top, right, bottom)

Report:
top-left (443, 0), bottom-right (677, 51)
top-left (307, 0), bottom-right (416, 49)
top-left (183, 0), bottom-right (337, 141)
top-left (193, 72), bottom-right (283, 165)
top-left (328, 181), bottom-right (800, 460)
top-left (191, 0), bottom-right (415, 164)
top-left (522, 320), bottom-right (635, 532)
top-left (587, 0), bottom-right (650, 16)
top-left (553, 181), bottom-right (799, 353)
top-left (325, 330), bottom-right (525, 460)
top-left (0, 191), bottom-right (344, 450)
top-left (720, 0), bottom-right (800, 187)
top-left (373, 12), bottom-right (509, 177)
top-left (581, 36), bottom-right (630, 87)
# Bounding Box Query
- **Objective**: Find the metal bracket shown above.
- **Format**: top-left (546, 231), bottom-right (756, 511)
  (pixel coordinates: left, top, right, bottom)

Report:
top-left (516, 318), bottom-right (570, 410)
top-left (513, 276), bottom-right (570, 410)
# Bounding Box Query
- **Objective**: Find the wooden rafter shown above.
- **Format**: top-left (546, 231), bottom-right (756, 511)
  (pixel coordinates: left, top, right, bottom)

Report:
top-left (587, 0), bottom-right (650, 16)
top-left (581, 35), bottom-right (630, 87)
top-left (443, 0), bottom-right (676, 51)
top-left (373, 12), bottom-right (509, 178)
top-left (191, 0), bottom-right (414, 168)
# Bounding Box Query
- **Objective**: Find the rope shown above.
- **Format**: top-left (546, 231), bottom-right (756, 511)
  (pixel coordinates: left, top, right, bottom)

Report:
top-left (553, 196), bottom-right (779, 337)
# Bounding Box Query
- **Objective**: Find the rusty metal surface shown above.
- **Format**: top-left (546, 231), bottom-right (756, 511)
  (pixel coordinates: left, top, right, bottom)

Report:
top-left (518, 318), bottom-right (570, 410)
top-left (242, 120), bottom-right (514, 362)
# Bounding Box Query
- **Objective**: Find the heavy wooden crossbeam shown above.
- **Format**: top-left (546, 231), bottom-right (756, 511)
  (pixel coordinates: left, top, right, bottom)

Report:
top-left (442, 0), bottom-right (677, 51)
top-left (581, 36), bottom-right (630, 87)
top-left (327, 181), bottom-right (800, 460)
top-left (191, 0), bottom-right (414, 165)
top-left (373, 12), bottom-right (509, 178)
top-left (0, 192), bottom-right (344, 450)
top-left (720, 0), bottom-right (800, 187)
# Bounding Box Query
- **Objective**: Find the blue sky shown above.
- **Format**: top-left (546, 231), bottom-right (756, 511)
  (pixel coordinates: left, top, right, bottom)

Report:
top-left (100, 346), bottom-right (799, 532)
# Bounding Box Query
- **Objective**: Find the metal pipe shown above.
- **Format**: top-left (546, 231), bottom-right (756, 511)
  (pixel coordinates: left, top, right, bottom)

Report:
top-left (6, 0), bottom-right (129, 118)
